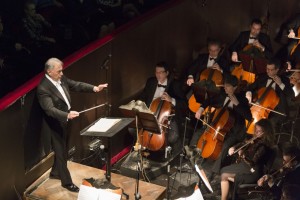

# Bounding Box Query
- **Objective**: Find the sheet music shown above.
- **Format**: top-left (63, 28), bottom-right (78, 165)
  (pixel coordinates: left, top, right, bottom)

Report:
top-left (195, 164), bottom-right (213, 193)
top-left (174, 188), bottom-right (204, 200)
top-left (78, 185), bottom-right (99, 200)
top-left (78, 185), bottom-right (121, 200)
top-left (87, 118), bottom-right (121, 132)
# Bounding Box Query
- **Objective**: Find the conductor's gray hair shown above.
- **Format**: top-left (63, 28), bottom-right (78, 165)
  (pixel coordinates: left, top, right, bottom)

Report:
top-left (44, 58), bottom-right (63, 73)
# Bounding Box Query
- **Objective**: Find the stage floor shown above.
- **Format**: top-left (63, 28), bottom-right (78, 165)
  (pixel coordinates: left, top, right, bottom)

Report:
top-left (25, 161), bottom-right (166, 200)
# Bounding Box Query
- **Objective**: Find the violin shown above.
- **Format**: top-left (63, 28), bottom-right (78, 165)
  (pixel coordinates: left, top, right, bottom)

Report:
top-left (232, 132), bottom-right (263, 156)
top-left (256, 156), bottom-right (296, 189)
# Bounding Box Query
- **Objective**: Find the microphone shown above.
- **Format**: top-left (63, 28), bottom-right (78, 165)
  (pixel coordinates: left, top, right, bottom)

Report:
top-left (100, 54), bottom-right (112, 69)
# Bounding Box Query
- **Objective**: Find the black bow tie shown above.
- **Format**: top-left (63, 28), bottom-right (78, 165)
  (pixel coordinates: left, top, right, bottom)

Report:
top-left (249, 36), bottom-right (257, 39)
top-left (209, 57), bottom-right (216, 61)
top-left (157, 84), bottom-right (167, 88)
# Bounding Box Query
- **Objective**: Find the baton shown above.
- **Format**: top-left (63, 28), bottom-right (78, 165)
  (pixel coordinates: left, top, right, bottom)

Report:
top-left (78, 103), bottom-right (108, 114)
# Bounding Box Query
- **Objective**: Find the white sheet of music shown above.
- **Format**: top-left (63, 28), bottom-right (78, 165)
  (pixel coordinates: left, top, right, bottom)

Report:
top-left (174, 188), bottom-right (204, 200)
top-left (78, 185), bottom-right (121, 200)
top-left (195, 164), bottom-right (213, 193)
top-left (87, 118), bottom-right (121, 132)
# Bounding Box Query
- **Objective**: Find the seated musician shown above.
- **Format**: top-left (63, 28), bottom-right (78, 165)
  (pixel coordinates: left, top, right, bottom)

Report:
top-left (246, 58), bottom-right (295, 131)
top-left (138, 61), bottom-right (187, 148)
top-left (280, 184), bottom-right (300, 200)
top-left (186, 39), bottom-right (229, 86)
top-left (185, 74), bottom-right (252, 175)
top-left (230, 18), bottom-right (273, 62)
top-left (287, 71), bottom-right (300, 119)
top-left (220, 119), bottom-right (275, 200)
top-left (285, 14), bottom-right (300, 70)
top-left (257, 143), bottom-right (300, 200)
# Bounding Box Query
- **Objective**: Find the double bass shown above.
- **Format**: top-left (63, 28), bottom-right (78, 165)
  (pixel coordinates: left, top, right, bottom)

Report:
top-left (138, 81), bottom-right (173, 151)
top-left (197, 100), bottom-right (235, 160)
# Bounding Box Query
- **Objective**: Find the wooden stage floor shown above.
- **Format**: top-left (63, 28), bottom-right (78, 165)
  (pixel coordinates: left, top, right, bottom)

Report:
top-left (25, 161), bottom-right (166, 200)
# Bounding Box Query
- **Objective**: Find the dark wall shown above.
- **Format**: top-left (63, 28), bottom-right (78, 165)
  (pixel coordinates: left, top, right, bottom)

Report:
top-left (0, 0), bottom-right (299, 199)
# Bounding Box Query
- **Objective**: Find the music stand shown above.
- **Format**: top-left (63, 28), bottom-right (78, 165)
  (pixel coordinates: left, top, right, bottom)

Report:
top-left (191, 81), bottom-right (220, 104)
top-left (80, 117), bottom-right (134, 182)
top-left (119, 103), bottom-right (161, 200)
top-left (239, 53), bottom-right (268, 75)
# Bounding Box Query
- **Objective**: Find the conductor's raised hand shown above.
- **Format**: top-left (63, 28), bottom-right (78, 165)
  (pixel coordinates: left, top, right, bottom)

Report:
top-left (68, 111), bottom-right (79, 119)
top-left (94, 83), bottom-right (108, 92)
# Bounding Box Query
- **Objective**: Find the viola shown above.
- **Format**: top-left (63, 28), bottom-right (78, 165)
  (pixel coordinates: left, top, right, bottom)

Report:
top-left (196, 100), bottom-right (235, 160)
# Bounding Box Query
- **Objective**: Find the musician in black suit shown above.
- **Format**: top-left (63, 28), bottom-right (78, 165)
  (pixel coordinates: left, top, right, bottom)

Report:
top-left (186, 39), bottom-right (229, 86)
top-left (230, 18), bottom-right (273, 61)
top-left (257, 143), bottom-right (300, 200)
top-left (246, 58), bottom-right (294, 131)
top-left (185, 74), bottom-right (252, 174)
top-left (286, 14), bottom-right (300, 70)
top-left (139, 61), bottom-right (187, 146)
top-left (37, 58), bottom-right (107, 192)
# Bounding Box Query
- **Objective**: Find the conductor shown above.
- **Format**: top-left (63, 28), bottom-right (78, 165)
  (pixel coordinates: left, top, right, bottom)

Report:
top-left (37, 57), bottom-right (107, 192)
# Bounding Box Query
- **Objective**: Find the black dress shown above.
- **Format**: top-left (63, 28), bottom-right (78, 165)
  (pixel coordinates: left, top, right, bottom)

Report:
top-left (221, 139), bottom-right (273, 200)
top-left (221, 139), bottom-right (272, 183)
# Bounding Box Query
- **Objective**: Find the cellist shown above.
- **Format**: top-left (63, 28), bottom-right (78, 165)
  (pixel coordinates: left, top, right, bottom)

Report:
top-left (246, 58), bottom-right (294, 132)
top-left (185, 74), bottom-right (252, 176)
top-left (186, 39), bottom-right (229, 87)
top-left (285, 14), bottom-right (300, 70)
top-left (230, 18), bottom-right (273, 62)
top-left (138, 61), bottom-right (187, 149)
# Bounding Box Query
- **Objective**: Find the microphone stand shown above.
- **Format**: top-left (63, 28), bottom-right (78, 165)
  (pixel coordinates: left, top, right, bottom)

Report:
top-left (134, 161), bottom-right (142, 200)
top-left (100, 54), bottom-right (112, 117)
top-left (100, 145), bottom-right (130, 199)
top-left (179, 116), bottom-right (190, 183)
top-left (165, 146), bottom-right (172, 200)
top-left (99, 145), bottom-right (111, 182)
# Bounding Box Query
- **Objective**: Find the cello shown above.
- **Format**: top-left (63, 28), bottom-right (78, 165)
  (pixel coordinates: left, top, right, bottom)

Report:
top-left (231, 44), bottom-right (268, 85)
top-left (246, 80), bottom-right (280, 134)
top-left (290, 27), bottom-right (300, 56)
top-left (188, 62), bottom-right (223, 113)
top-left (196, 100), bottom-right (235, 160)
top-left (138, 81), bottom-right (173, 151)
top-left (188, 69), bottom-right (223, 111)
